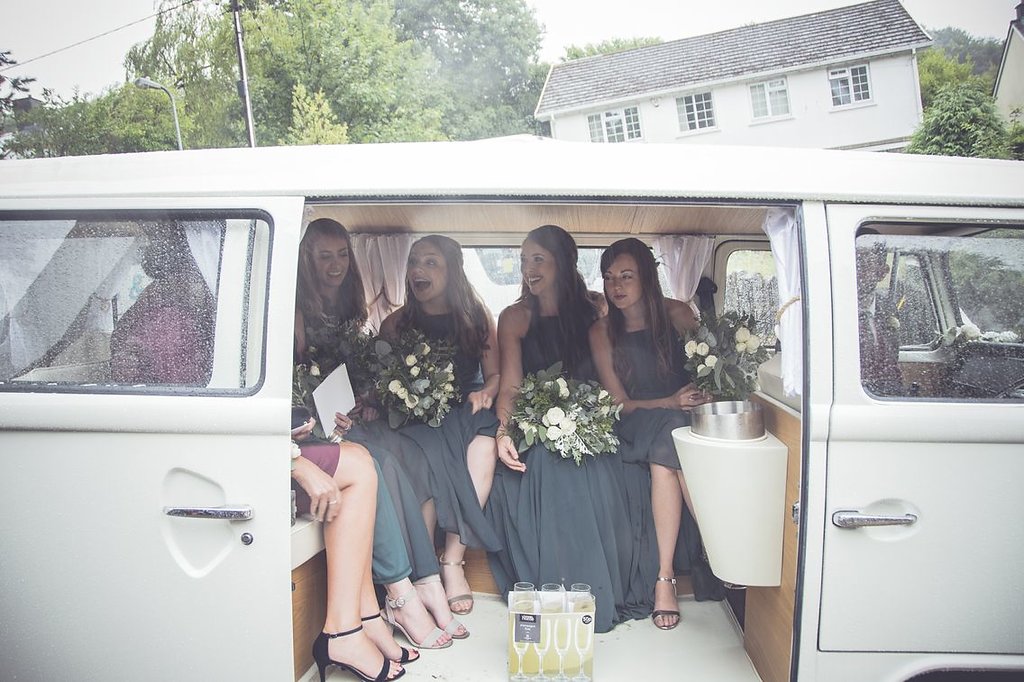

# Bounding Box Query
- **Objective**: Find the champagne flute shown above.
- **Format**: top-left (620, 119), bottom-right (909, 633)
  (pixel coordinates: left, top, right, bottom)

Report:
top-left (511, 581), bottom-right (536, 680)
top-left (533, 609), bottom-right (553, 681)
top-left (553, 614), bottom-right (572, 681)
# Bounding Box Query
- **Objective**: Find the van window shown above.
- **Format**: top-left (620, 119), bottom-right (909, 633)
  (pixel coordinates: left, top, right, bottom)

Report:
top-left (0, 213), bottom-right (270, 393)
top-left (856, 227), bottom-right (1024, 400)
top-left (723, 248), bottom-right (778, 346)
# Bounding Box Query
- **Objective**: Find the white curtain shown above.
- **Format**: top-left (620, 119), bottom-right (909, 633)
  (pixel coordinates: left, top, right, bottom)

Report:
top-left (349, 233), bottom-right (416, 331)
top-left (654, 235), bottom-right (715, 309)
top-left (761, 207), bottom-right (802, 398)
top-left (182, 221), bottom-right (224, 295)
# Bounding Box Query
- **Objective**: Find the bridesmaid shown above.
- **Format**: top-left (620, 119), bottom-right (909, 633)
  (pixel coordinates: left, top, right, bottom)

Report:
top-left (589, 238), bottom-right (722, 631)
top-left (486, 224), bottom-right (642, 633)
top-left (378, 235), bottom-right (502, 618)
top-left (295, 218), bottom-right (456, 650)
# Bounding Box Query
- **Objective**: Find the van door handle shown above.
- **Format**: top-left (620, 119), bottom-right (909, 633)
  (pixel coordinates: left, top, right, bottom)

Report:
top-left (832, 510), bottom-right (917, 528)
top-left (164, 504), bottom-right (253, 520)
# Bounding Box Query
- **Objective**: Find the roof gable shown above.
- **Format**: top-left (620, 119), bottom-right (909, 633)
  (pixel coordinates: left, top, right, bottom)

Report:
top-left (536, 0), bottom-right (930, 117)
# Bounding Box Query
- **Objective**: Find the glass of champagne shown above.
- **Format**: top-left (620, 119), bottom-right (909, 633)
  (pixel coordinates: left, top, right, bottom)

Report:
top-left (569, 583), bottom-right (594, 613)
top-left (553, 614), bottom-right (572, 681)
top-left (572, 616), bottom-right (594, 682)
top-left (534, 606), bottom-right (553, 681)
top-left (511, 583), bottom-right (535, 680)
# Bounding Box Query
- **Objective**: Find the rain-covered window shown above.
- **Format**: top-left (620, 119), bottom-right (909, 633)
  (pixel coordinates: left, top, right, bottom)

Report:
top-left (0, 213), bottom-right (270, 393)
top-left (856, 227), bottom-right (1024, 400)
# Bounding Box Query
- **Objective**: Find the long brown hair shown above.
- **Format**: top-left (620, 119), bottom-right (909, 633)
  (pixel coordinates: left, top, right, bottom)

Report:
top-left (519, 225), bottom-right (598, 376)
top-left (296, 218), bottom-right (367, 327)
top-left (600, 238), bottom-right (674, 381)
top-left (397, 234), bottom-right (490, 359)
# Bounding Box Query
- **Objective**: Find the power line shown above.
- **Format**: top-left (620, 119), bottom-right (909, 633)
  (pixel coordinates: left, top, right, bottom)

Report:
top-left (0, 0), bottom-right (202, 73)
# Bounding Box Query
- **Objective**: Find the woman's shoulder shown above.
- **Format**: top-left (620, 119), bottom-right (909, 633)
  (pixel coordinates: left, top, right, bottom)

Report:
top-left (665, 298), bottom-right (697, 331)
top-left (498, 301), bottom-right (531, 333)
top-left (379, 307), bottom-right (406, 339)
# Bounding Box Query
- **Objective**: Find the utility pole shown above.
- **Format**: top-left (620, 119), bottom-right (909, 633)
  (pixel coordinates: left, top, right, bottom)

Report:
top-left (232, 0), bottom-right (256, 147)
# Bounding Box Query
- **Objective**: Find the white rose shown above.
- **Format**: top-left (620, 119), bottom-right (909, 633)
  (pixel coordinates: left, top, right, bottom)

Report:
top-left (598, 389), bottom-right (608, 401)
top-left (290, 442), bottom-right (301, 459)
top-left (705, 355), bottom-right (718, 368)
top-left (544, 406), bottom-right (566, 426)
top-left (410, 366), bottom-right (421, 377)
top-left (422, 343), bottom-right (431, 355)
top-left (397, 387), bottom-right (408, 399)
top-left (560, 419), bottom-right (577, 435)
top-left (736, 342), bottom-right (746, 352)
top-left (445, 383), bottom-right (454, 393)
top-left (547, 425), bottom-right (563, 440)
top-left (696, 342), bottom-right (710, 356)
top-left (309, 364), bottom-right (321, 377)
top-left (735, 327), bottom-right (751, 343)
top-left (445, 363), bottom-right (454, 373)
top-left (746, 335), bottom-right (762, 351)
top-left (684, 340), bottom-right (698, 357)
top-left (697, 364), bottom-right (706, 373)
top-left (405, 354), bottom-right (417, 367)
top-left (388, 379), bottom-right (402, 394)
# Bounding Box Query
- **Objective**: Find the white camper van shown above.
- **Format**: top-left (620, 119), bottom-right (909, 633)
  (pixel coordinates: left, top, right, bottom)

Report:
top-left (1, 141), bottom-right (1022, 682)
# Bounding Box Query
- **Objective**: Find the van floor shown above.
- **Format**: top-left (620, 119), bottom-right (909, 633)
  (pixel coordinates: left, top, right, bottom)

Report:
top-left (304, 593), bottom-right (761, 681)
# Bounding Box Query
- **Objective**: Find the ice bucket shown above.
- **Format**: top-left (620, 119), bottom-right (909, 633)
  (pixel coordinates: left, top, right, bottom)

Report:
top-left (690, 400), bottom-right (764, 440)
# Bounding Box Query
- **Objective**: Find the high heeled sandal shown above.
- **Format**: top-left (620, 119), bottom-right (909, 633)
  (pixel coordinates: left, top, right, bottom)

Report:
top-left (312, 625), bottom-right (405, 682)
top-left (382, 587), bottom-right (453, 649)
top-left (439, 555), bottom-right (474, 615)
top-left (414, 574), bottom-right (469, 640)
top-left (651, 576), bottom-right (681, 631)
top-left (361, 613), bottom-right (419, 665)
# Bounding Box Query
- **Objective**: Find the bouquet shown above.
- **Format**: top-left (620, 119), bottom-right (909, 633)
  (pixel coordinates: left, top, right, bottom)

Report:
top-left (293, 320), bottom-right (378, 439)
top-left (682, 311), bottom-right (770, 401)
top-left (374, 329), bottom-right (458, 428)
top-left (508, 362), bottom-right (621, 466)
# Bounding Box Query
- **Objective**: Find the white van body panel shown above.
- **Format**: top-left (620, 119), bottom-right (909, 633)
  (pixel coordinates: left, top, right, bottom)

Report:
top-left (0, 194), bottom-right (304, 680)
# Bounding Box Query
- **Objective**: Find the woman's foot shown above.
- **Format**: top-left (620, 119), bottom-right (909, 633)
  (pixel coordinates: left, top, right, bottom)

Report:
top-left (652, 576), bottom-right (681, 630)
top-left (415, 575), bottom-right (469, 639)
top-left (439, 555), bottom-right (474, 615)
top-left (384, 584), bottom-right (452, 649)
top-left (322, 626), bottom-right (404, 681)
top-left (362, 613), bottom-right (419, 664)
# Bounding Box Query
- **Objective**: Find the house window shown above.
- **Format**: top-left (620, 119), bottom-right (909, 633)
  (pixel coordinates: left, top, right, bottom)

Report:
top-left (587, 107), bottom-right (643, 143)
top-left (829, 65), bottom-right (871, 107)
top-left (749, 78), bottom-right (790, 119)
top-left (676, 92), bottom-right (716, 131)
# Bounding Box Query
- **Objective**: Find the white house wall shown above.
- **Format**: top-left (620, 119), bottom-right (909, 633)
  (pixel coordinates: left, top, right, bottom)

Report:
top-left (550, 53), bottom-right (923, 150)
top-left (995, 28), bottom-right (1024, 120)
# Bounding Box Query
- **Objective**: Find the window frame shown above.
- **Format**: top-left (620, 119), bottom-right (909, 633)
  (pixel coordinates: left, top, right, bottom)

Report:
top-left (676, 91), bottom-right (717, 133)
top-left (749, 77), bottom-right (791, 121)
top-left (828, 64), bottom-right (872, 108)
top-left (587, 106), bottom-right (644, 143)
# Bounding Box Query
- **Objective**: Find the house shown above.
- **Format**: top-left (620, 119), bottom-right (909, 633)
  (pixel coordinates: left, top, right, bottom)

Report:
top-left (534, 0), bottom-right (931, 151)
top-left (994, 2), bottom-right (1024, 122)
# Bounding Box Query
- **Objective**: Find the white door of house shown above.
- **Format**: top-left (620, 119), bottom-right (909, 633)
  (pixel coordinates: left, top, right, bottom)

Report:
top-left (0, 198), bottom-right (304, 680)
top-left (813, 204), bottom-right (1024, 675)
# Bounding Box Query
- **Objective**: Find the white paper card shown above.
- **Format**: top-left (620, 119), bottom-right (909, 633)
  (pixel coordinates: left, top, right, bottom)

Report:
top-left (312, 363), bottom-right (356, 430)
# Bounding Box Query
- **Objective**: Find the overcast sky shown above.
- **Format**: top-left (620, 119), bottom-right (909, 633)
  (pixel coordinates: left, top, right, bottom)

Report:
top-left (3, 0), bottom-right (1019, 99)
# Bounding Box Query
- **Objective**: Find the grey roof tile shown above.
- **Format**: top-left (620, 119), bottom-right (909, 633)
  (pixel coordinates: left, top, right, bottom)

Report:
top-left (536, 0), bottom-right (931, 116)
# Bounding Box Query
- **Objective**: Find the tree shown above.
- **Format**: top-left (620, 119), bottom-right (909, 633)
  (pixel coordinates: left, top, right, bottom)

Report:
top-left (906, 83), bottom-right (1010, 159)
top-left (1, 49), bottom-right (34, 116)
top-left (916, 47), bottom-right (977, 110)
top-left (393, 0), bottom-right (544, 139)
top-left (929, 27), bottom-right (1002, 86)
top-left (3, 85), bottom-right (190, 158)
top-left (281, 83), bottom-right (348, 144)
top-left (563, 37), bottom-right (662, 61)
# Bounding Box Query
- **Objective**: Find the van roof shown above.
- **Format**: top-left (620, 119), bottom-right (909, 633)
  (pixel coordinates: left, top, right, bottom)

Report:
top-left (1, 139), bottom-right (1021, 209)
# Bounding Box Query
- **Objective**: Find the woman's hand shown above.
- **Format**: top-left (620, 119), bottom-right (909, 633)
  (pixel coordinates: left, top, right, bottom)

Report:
top-left (333, 411), bottom-right (354, 439)
top-left (354, 395), bottom-right (380, 423)
top-left (467, 390), bottom-right (494, 414)
top-left (291, 457), bottom-right (342, 523)
top-left (669, 383), bottom-right (712, 411)
top-left (291, 419), bottom-right (316, 442)
top-left (496, 431), bottom-right (526, 472)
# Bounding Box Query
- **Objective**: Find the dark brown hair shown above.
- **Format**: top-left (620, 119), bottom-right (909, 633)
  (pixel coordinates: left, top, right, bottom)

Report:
top-left (296, 218), bottom-right (367, 327)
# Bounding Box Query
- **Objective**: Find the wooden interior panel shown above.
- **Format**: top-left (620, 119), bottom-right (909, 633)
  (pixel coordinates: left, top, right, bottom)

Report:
top-left (744, 394), bottom-right (802, 682)
top-left (292, 551), bottom-right (328, 681)
top-left (305, 202), bottom-right (768, 237)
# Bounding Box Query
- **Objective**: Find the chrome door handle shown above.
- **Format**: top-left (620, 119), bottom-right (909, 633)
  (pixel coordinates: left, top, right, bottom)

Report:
top-left (832, 510), bottom-right (917, 528)
top-left (164, 504), bottom-right (253, 520)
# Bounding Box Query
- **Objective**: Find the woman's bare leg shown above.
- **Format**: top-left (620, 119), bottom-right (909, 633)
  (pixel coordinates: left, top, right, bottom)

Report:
top-left (651, 463), bottom-right (682, 629)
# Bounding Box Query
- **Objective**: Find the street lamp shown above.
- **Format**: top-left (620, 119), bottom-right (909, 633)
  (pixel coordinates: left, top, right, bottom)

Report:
top-left (134, 76), bottom-right (183, 151)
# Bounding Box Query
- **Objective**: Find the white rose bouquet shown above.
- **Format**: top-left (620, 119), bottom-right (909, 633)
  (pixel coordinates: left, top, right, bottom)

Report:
top-left (682, 311), bottom-right (770, 401)
top-left (508, 362), bottom-right (622, 466)
top-left (373, 329), bottom-right (458, 428)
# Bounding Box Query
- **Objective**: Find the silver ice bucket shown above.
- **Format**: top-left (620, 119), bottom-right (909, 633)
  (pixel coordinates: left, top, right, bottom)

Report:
top-left (690, 400), bottom-right (765, 440)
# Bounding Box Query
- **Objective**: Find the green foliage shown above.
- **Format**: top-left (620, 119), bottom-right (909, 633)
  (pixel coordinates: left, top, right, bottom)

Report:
top-left (1, 49), bottom-right (34, 116)
top-left (929, 27), bottom-right (1002, 86)
top-left (374, 330), bottom-right (457, 428)
top-left (947, 231), bottom-right (1024, 340)
top-left (907, 83), bottom-right (1010, 159)
top-left (1008, 108), bottom-right (1024, 161)
top-left (281, 83), bottom-right (349, 145)
top-left (916, 48), bottom-right (978, 110)
top-left (2, 86), bottom-right (191, 158)
top-left (683, 311), bottom-right (770, 401)
top-left (563, 37), bottom-right (662, 61)
top-left (393, 0), bottom-right (544, 139)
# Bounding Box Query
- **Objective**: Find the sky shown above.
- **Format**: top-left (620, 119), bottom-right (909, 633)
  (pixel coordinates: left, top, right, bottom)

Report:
top-left (2, 0), bottom-right (1020, 100)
